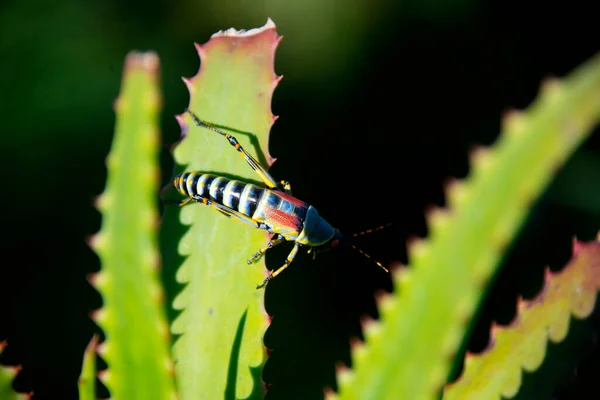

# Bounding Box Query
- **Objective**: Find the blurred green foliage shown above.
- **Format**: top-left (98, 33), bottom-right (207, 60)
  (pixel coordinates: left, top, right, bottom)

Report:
top-left (0, 0), bottom-right (598, 399)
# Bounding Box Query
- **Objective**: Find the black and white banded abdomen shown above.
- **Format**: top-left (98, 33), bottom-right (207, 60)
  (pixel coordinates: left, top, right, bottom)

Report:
top-left (174, 172), bottom-right (262, 216)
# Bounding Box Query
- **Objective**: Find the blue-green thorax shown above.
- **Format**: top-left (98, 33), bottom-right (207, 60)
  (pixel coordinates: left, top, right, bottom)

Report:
top-left (296, 206), bottom-right (337, 246)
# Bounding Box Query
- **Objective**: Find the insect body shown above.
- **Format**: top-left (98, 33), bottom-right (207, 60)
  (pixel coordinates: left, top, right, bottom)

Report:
top-left (174, 109), bottom-right (388, 289)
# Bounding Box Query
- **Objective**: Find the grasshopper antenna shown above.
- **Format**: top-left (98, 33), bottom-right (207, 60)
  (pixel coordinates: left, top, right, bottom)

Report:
top-left (350, 223), bottom-right (392, 238)
top-left (348, 222), bottom-right (391, 272)
top-left (350, 245), bottom-right (389, 273)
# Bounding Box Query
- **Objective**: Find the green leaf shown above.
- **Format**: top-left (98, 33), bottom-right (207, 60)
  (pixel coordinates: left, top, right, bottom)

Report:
top-left (444, 237), bottom-right (600, 399)
top-left (90, 51), bottom-right (176, 400)
top-left (332, 52), bottom-right (600, 400)
top-left (0, 342), bottom-right (30, 400)
top-left (163, 20), bottom-right (281, 400)
top-left (78, 336), bottom-right (98, 400)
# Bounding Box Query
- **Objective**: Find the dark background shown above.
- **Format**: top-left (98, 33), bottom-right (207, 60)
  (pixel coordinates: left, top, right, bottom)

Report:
top-left (1, 0), bottom-right (599, 399)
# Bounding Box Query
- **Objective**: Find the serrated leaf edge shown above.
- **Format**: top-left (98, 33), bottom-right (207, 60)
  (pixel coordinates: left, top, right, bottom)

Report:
top-left (443, 237), bottom-right (600, 399)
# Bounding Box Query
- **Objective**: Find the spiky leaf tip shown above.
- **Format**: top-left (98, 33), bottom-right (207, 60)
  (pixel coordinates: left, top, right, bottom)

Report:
top-left (443, 237), bottom-right (600, 399)
top-left (165, 19), bottom-right (281, 400)
top-left (331, 52), bottom-right (600, 400)
top-left (78, 335), bottom-right (98, 400)
top-left (90, 51), bottom-right (177, 400)
top-left (0, 342), bottom-right (32, 400)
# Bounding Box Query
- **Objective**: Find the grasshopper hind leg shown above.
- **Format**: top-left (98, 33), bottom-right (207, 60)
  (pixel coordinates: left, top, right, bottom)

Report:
top-left (186, 109), bottom-right (281, 190)
top-left (256, 242), bottom-right (302, 289)
top-left (247, 234), bottom-right (285, 264)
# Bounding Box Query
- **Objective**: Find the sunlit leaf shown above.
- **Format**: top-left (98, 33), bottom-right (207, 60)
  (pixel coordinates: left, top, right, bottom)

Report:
top-left (78, 336), bottom-right (98, 400)
top-left (163, 20), bottom-right (281, 400)
top-left (90, 51), bottom-right (176, 400)
top-left (444, 238), bottom-right (600, 399)
top-left (0, 342), bottom-right (30, 400)
top-left (332, 52), bottom-right (600, 400)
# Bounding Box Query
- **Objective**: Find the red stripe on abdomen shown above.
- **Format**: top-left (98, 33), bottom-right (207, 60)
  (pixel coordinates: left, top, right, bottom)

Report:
top-left (276, 192), bottom-right (308, 208)
top-left (263, 208), bottom-right (302, 233)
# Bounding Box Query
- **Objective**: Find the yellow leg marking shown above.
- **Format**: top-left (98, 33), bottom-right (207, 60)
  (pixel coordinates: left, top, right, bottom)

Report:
top-left (256, 242), bottom-right (301, 289)
top-left (188, 194), bottom-right (262, 230)
top-left (279, 180), bottom-right (292, 193)
top-left (186, 109), bottom-right (280, 189)
top-left (247, 236), bottom-right (285, 264)
top-left (178, 197), bottom-right (194, 207)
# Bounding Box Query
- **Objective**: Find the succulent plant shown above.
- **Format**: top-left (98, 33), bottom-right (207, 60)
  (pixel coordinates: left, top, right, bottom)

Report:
top-left (3, 19), bottom-right (600, 400)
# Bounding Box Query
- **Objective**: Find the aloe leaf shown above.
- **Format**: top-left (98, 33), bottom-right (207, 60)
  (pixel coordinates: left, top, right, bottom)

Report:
top-left (332, 52), bottom-right (600, 400)
top-left (444, 237), bottom-right (600, 399)
top-left (0, 342), bottom-right (30, 400)
top-left (164, 20), bottom-right (280, 400)
top-left (78, 336), bottom-right (98, 400)
top-left (89, 51), bottom-right (176, 399)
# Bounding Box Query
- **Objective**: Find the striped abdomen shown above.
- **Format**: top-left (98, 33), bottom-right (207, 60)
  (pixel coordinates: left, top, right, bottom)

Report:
top-left (174, 172), bottom-right (309, 237)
